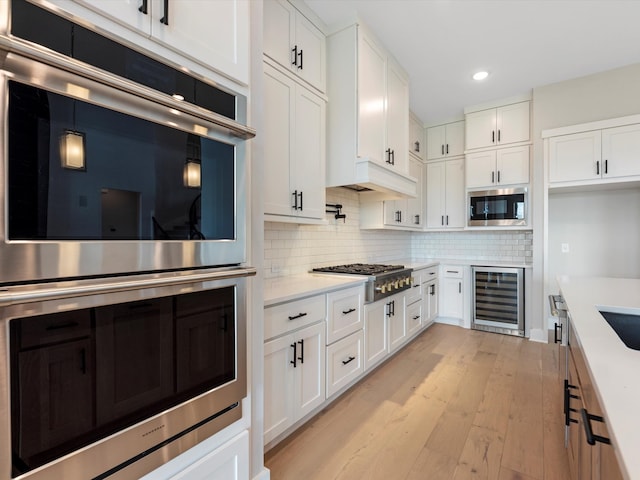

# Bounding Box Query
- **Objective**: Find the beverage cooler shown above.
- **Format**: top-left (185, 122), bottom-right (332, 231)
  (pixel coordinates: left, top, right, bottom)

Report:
top-left (471, 266), bottom-right (524, 337)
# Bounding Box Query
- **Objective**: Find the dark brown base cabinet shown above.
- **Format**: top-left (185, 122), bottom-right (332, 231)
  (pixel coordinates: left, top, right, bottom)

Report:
top-left (565, 320), bottom-right (624, 480)
top-left (10, 287), bottom-right (236, 475)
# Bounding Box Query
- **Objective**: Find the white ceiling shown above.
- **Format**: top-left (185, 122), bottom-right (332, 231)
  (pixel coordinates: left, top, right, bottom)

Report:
top-left (303, 0), bottom-right (640, 126)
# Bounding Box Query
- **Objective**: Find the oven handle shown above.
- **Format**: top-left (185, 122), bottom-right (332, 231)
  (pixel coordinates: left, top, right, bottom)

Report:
top-left (0, 38), bottom-right (256, 140)
top-left (0, 267), bottom-right (257, 307)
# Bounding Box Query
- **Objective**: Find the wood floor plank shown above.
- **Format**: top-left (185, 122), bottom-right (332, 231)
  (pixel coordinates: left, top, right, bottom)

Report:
top-left (452, 425), bottom-right (505, 480)
top-left (265, 325), bottom-right (571, 480)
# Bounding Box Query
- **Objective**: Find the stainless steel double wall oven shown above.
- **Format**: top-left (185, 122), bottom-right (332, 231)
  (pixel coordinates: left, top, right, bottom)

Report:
top-left (0, 1), bottom-right (255, 478)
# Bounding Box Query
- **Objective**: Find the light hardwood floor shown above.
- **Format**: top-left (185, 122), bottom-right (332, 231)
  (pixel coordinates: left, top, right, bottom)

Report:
top-left (265, 324), bottom-right (570, 480)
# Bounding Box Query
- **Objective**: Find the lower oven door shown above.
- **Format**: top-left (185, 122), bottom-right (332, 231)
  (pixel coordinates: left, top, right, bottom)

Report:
top-left (471, 266), bottom-right (524, 336)
top-left (0, 267), bottom-right (253, 480)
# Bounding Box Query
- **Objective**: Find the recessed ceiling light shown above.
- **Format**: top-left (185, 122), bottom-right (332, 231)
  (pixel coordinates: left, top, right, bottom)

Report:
top-left (473, 71), bottom-right (489, 81)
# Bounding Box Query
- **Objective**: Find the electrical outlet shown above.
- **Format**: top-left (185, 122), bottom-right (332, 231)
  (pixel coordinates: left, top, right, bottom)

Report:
top-left (561, 243), bottom-right (570, 253)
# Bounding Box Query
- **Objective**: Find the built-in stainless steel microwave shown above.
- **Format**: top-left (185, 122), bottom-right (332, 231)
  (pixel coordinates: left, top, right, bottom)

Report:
top-left (468, 188), bottom-right (527, 227)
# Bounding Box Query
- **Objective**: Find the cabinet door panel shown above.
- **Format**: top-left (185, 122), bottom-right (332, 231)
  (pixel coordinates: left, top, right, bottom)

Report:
top-left (364, 301), bottom-right (388, 370)
top-left (263, 65), bottom-right (294, 216)
top-left (549, 131), bottom-right (601, 183)
top-left (410, 115), bottom-right (426, 161)
top-left (357, 34), bottom-right (386, 163)
top-left (445, 121), bottom-right (465, 157)
top-left (149, 0), bottom-right (249, 84)
top-left (466, 109), bottom-right (496, 150)
top-left (73, 0), bottom-right (150, 32)
top-left (445, 158), bottom-right (465, 228)
top-left (426, 162), bottom-right (446, 228)
top-left (602, 123), bottom-right (640, 178)
top-left (263, 0), bottom-right (295, 71)
top-left (426, 125), bottom-right (446, 160)
top-left (407, 158), bottom-right (424, 227)
top-left (466, 150), bottom-right (496, 188)
top-left (386, 60), bottom-right (409, 172)
top-left (497, 102), bottom-right (530, 145)
top-left (296, 323), bottom-right (325, 418)
top-left (264, 334), bottom-right (296, 444)
top-left (496, 145), bottom-right (530, 185)
top-left (294, 87), bottom-right (326, 220)
top-left (294, 12), bottom-right (326, 92)
top-left (388, 296), bottom-right (406, 352)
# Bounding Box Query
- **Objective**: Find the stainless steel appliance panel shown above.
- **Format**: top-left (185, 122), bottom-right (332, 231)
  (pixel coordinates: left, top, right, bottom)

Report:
top-left (468, 187), bottom-right (527, 227)
top-left (0, 267), bottom-right (253, 480)
top-left (471, 266), bottom-right (524, 336)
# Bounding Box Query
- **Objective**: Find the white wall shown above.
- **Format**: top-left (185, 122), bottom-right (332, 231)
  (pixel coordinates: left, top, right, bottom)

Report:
top-left (547, 187), bottom-right (640, 292)
top-left (531, 62), bottom-right (640, 338)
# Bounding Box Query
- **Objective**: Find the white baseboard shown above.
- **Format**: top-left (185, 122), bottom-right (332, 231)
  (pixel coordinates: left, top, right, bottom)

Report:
top-left (253, 467), bottom-right (271, 480)
top-left (528, 328), bottom-right (548, 343)
top-left (435, 317), bottom-right (462, 327)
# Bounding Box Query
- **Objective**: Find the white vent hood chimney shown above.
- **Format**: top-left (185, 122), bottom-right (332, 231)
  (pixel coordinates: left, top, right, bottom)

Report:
top-left (329, 157), bottom-right (417, 201)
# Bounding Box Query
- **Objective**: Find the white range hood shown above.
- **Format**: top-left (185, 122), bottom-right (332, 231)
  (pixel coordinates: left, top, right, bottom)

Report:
top-left (329, 158), bottom-right (417, 201)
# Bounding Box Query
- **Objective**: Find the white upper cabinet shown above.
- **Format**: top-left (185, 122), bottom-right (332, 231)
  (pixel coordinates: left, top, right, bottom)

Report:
top-left (548, 123), bottom-right (640, 184)
top-left (264, 0), bottom-right (326, 93)
top-left (71, 0), bottom-right (249, 84)
top-left (426, 121), bottom-right (465, 160)
top-left (410, 113), bottom-right (426, 161)
top-left (325, 23), bottom-right (415, 197)
top-left (426, 158), bottom-right (465, 229)
top-left (465, 101), bottom-right (530, 151)
top-left (466, 145), bottom-right (530, 188)
top-left (263, 63), bottom-right (326, 222)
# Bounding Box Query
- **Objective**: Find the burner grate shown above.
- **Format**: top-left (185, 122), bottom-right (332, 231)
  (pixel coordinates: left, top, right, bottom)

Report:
top-left (312, 263), bottom-right (405, 275)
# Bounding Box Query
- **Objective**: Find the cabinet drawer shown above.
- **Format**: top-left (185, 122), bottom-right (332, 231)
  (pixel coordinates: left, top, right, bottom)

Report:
top-left (18, 309), bottom-right (92, 349)
top-left (326, 330), bottom-right (364, 398)
top-left (406, 300), bottom-right (423, 336)
top-left (422, 266), bottom-right (438, 281)
top-left (442, 266), bottom-right (463, 279)
top-left (406, 271), bottom-right (423, 305)
top-left (265, 294), bottom-right (326, 340)
top-left (327, 286), bottom-right (364, 344)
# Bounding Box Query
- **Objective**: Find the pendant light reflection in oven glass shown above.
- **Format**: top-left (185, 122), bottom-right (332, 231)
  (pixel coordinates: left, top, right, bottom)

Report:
top-left (60, 98), bottom-right (86, 170)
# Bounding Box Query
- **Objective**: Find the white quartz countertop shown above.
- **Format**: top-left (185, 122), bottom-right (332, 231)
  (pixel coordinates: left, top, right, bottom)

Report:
top-left (558, 276), bottom-right (640, 480)
top-left (264, 274), bottom-right (366, 307)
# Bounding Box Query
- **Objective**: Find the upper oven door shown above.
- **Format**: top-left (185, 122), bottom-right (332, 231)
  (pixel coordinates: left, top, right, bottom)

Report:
top-left (0, 49), bottom-right (252, 284)
top-left (468, 188), bottom-right (527, 227)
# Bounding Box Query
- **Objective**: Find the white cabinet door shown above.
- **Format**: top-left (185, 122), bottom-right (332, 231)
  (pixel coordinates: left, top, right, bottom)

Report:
top-left (466, 150), bottom-right (496, 188)
top-left (426, 161), bottom-right (446, 228)
top-left (386, 59), bottom-right (409, 172)
top-left (263, 63), bottom-right (326, 221)
top-left (149, 0), bottom-right (249, 83)
top-left (264, 334), bottom-right (296, 444)
top-left (496, 101), bottom-right (530, 145)
top-left (73, 0), bottom-right (149, 31)
top-left (264, 0), bottom-right (325, 92)
top-left (364, 300), bottom-right (388, 371)
top-left (410, 114), bottom-right (426, 161)
top-left (440, 267), bottom-right (464, 320)
top-left (293, 86), bottom-right (326, 220)
top-left (388, 294), bottom-right (406, 353)
top-left (264, 322), bottom-right (325, 444)
top-left (444, 158), bottom-right (465, 228)
top-left (426, 121), bottom-right (465, 160)
top-left (548, 131), bottom-right (601, 183)
top-left (263, 65), bottom-right (294, 217)
top-left (465, 108), bottom-right (497, 150)
top-left (168, 431), bottom-right (249, 480)
top-left (424, 280), bottom-right (438, 324)
top-left (296, 323), bottom-right (326, 419)
top-left (357, 33), bottom-right (386, 164)
top-left (602, 123), bottom-right (640, 178)
top-left (406, 158), bottom-right (425, 228)
top-left (466, 102), bottom-right (529, 150)
top-left (467, 146), bottom-right (529, 188)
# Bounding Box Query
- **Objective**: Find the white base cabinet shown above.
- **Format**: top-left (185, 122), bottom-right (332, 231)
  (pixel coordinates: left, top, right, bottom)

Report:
top-left (167, 431), bottom-right (249, 480)
top-left (440, 266), bottom-right (465, 323)
top-left (388, 294), bottom-right (407, 353)
top-left (264, 322), bottom-right (325, 444)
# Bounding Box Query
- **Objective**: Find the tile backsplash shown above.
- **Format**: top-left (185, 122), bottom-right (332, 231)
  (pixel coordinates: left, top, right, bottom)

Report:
top-left (264, 188), bottom-right (532, 279)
